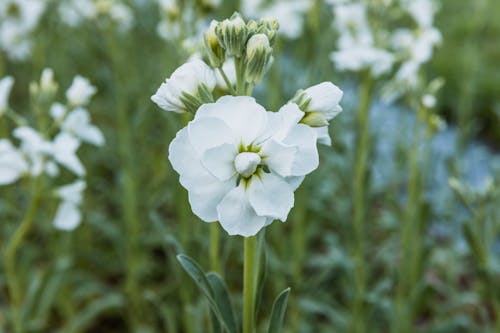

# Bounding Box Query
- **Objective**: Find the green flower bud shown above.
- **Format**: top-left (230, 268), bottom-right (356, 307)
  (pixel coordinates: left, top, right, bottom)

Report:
top-left (245, 34), bottom-right (273, 84)
top-left (205, 20), bottom-right (225, 68)
top-left (258, 18), bottom-right (279, 46)
top-left (216, 12), bottom-right (248, 57)
top-left (301, 112), bottom-right (329, 127)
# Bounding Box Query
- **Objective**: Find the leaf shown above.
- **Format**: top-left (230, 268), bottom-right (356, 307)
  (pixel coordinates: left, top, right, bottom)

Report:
top-left (210, 309), bottom-right (223, 333)
top-left (176, 254), bottom-right (236, 332)
top-left (268, 288), bottom-right (291, 333)
top-left (206, 272), bottom-right (238, 333)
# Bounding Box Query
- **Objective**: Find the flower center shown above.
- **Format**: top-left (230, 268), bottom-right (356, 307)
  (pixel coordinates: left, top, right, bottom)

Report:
top-left (234, 152), bottom-right (261, 178)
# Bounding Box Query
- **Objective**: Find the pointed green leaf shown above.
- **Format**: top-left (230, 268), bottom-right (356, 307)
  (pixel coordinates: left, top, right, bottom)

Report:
top-left (268, 288), bottom-right (291, 333)
top-left (210, 309), bottom-right (223, 333)
top-left (206, 272), bottom-right (239, 333)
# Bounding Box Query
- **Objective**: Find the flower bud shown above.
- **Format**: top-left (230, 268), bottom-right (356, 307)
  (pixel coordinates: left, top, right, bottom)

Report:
top-left (40, 68), bottom-right (58, 96)
top-left (0, 76), bottom-right (14, 116)
top-left (205, 20), bottom-right (225, 68)
top-left (258, 18), bottom-right (279, 46)
top-left (216, 12), bottom-right (248, 57)
top-left (292, 82), bottom-right (343, 127)
top-left (245, 34), bottom-right (273, 84)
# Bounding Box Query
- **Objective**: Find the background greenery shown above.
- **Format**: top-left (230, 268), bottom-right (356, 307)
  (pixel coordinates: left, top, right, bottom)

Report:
top-left (1, 0), bottom-right (499, 332)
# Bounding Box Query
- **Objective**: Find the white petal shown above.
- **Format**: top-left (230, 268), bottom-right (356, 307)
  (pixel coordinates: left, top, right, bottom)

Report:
top-left (51, 133), bottom-right (85, 176)
top-left (195, 96), bottom-right (267, 146)
top-left (283, 124), bottom-right (319, 176)
top-left (57, 180), bottom-right (86, 204)
top-left (0, 140), bottom-right (28, 185)
top-left (202, 143), bottom-right (237, 181)
top-left (188, 176), bottom-right (236, 222)
top-left (248, 172), bottom-right (294, 221)
top-left (53, 201), bottom-right (82, 231)
top-left (188, 117), bottom-right (234, 155)
top-left (217, 183), bottom-right (267, 237)
top-left (304, 82), bottom-right (343, 119)
top-left (315, 127), bottom-right (332, 146)
top-left (260, 139), bottom-right (297, 177)
top-left (285, 176), bottom-right (305, 191)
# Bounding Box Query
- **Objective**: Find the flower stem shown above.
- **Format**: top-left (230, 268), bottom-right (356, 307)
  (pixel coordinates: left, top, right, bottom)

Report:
top-left (217, 67), bottom-right (236, 95)
top-left (210, 223), bottom-right (220, 273)
top-left (351, 72), bottom-right (374, 333)
top-left (392, 103), bottom-right (426, 333)
top-left (4, 177), bottom-right (41, 333)
top-left (243, 236), bottom-right (257, 333)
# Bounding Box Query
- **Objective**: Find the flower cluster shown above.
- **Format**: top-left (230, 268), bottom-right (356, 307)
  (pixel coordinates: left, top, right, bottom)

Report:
top-left (152, 13), bottom-right (343, 237)
top-left (328, 0), bottom-right (442, 100)
top-left (0, 70), bottom-right (104, 230)
top-left (58, 0), bottom-right (134, 32)
top-left (0, 0), bottom-right (46, 61)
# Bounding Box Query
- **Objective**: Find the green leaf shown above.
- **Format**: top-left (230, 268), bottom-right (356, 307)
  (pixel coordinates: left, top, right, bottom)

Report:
top-left (210, 309), bottom-right (223, 333)
top-left (268, 288), bottom-right (291, 333)
top-left (176, 254), bottom-right (237, 332)
top-left (206, 272), bottom-right (239, 333)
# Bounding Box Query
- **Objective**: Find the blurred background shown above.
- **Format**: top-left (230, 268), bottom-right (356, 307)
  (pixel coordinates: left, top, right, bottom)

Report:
top-left (0, 0), bottom-right (499, 332)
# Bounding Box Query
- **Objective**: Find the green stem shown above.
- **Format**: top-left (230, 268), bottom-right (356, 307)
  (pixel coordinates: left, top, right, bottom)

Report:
top-left (392, 103), bottom-right (427, 333)
top-left (351, 72), bottom-right (374, 333)
top-left (243, 236), bottom-right (257, 333)
top-left (4, 178), bottom-right (41, 333)
top-left (105, 29), bottom-right (142, 329)
top-left (235, 57), bottom-right (246, 96)
top-left (217, 67), bottom-right (236, 95)
top-left (210, 223), bottom-right (220, 273)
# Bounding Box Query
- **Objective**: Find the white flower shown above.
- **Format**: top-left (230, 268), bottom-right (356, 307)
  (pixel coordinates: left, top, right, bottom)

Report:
top-left (330, 46), bottom-right (394, 76)
top-left (51, 132), bottom-right (85, 176)
top-left (53, 180), bottom-right (86, 230)
top-left (168, 96), bottom-right (319, 236)
top-left (13, 126), bottom-right (53, 176)
top-left (0, 76), bottom-right (14, 114)
top-left (300, 82), bottom-right (343, 121)
top-left (151, 59), bottom-right (216, 113)
top-left (0, 0), bottom-right (46, 60)
top-left (404, 0), bottom-right (436, 28)
top-left (61, 107), bottom-right (105, 146)
top-left (49, 102), bottom-right (67, 121)
top-left (58, 0), bottom-right (97, 27)
top-left (66, 75), bottom-right (97, 106)
top-left (0, 139), bottom-right (28, 185)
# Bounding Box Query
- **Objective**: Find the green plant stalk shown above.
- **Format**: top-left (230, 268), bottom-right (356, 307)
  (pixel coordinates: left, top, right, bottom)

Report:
top-left (217, 67), bottom-right (237, 95)
top-left (210, 223), bottom-right (220, 273)
top-left (392, 104), bottom-right (427, 333)
top-left (235, 57), bottom-right (245, 95)
top-left (243, 236), bottom-right (257, 333)
top-left (105, 31), bottom-right (143, 330)
top-left (4, 178), bottom-right (41, 333)
top-left (351, 72), bottom-right (374, 333)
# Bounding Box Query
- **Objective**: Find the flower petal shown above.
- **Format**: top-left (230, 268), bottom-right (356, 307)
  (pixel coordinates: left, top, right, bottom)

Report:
top-left (248, 172), bottom-right (294, 221)
top-left (217, 183), bottom-right (267, 237)
top-left (188, 117), bottom-right (234, 155)
top-left (202, 143), bottom-right (237, 181)
top-left (260, 139), bottom-right (297, 177)
top-left (188, 177), bottom-right (236, 222)
top-left (196, 96), bottom-right (267, 146)
top-left (283, 124), bottom-right (319, 176)
top-left (315, 127), bottom-right (332, 146)
top-left (53, 201), bottom-right (81, 231)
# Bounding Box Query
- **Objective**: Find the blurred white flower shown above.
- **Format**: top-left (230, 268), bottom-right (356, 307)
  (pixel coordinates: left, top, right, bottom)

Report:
top-left (242, 0), bottom-right (310, 39)
top-left (51, 132), bottom-right (85, 176)
top-left (61, 107), bottom-right (105, 146)
top-left (107, 2), bottom-right (134, 31)
top-left (0, 139), bottom-right (28, 185)
top-left (422, 94), bottom-right (437, 108)
top-left (0, 76), bottom-right (15, 115)
top-left (39, 68), bottom-right (58, 94)
top-left (53, 180), bottom-right (86, 230)
top-left (330, 2), bottom-right (394, 76)
top-left (151, 59), bottom-right (216, 113)
top-left (0, 0), bottom-right (46, 60)
top-left (58, 0), bottom-right (97, 27)
top-left (404, 0), bottom-right (436, 28)
top-left (49, 102), bottom-right (67, 121)
top-left (13, 126), bottom-right (53, 176)
top-left (66, 75), bottom-right (97, 106)
top-left (168, 96), bottom-right (319, 236)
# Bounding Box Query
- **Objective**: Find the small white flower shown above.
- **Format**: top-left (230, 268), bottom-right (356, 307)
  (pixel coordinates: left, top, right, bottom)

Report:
top-left (66, 75), bottom-right (97, 106)
top-left (168, 96), bottom-right (319, 236)
top-left (58, 0), bottom-right (97, 27)
top-left (40, 68), bottom-right (57, 94)
top-left (13, 126), bottom-right (52, 176)
top-left (0, 76), bottom-right (14, 115)
top-left (300, 82), bottom-right (343, 121)
top-left (49, 102), bottom-right (67, 121)
top-left (53, 180), bottom-right (86, 230)
top-left (0, 139), bottom-right (28, 185)
top-left (151, 59), bottom-right (216, 113)
top-left (422, 94), bottom-right (436, 108)
top-left (330, 46), bottom-right (394, 76)
top-left (50, 132), bottom-right (85, 177)
top-left (61, 108), bottom-right (105, 146)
